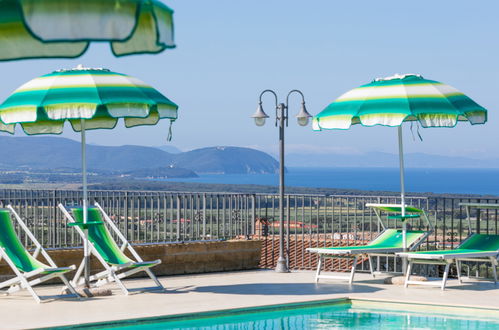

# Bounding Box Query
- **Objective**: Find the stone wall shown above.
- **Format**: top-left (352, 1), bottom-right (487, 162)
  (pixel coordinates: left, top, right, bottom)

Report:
top-left (0, 240), bottom-right (262, 281)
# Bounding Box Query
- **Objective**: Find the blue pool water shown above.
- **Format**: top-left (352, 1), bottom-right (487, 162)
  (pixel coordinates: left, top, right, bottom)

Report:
top-left (161, 167), bottom-right (499, 196)
top-left (80, 301), bottom-right (499, 329)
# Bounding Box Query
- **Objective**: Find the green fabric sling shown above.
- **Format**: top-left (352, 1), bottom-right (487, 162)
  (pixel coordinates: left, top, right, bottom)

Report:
top-left (0, 209), bottom-right (47, 272)
top-left (71, 207), bottom-right (134, 266)
top-left (413, 234), bottom-right (499, 256)
top-left (71, 207), bottom-right (156, 267)
top-left (320, 229), bottom-right (425, 251)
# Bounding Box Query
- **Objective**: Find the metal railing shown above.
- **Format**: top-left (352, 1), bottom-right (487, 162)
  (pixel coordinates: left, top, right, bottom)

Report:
top-left (0, 189), bottom-right (497, 277)
top-left (0, 189), bottom-right (256, 247)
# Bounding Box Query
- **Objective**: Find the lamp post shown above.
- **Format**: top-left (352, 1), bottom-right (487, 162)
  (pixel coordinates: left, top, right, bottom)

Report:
top-left (251, 89), bottom-right (312, 273)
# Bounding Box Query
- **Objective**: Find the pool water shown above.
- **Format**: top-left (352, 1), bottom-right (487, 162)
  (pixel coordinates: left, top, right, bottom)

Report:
top-left (75, 300), bottom-right (499, 330)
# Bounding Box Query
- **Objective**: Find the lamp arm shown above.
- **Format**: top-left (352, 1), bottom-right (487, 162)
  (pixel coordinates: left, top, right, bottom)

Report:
top-left (286, 89), bottom-right (305, 106)
top-left (285, 89), bottom-right (306, 126)
top-left (258, 89), bottom-right (279, 126)
top-left (259, 89), bottom-right (278, 107)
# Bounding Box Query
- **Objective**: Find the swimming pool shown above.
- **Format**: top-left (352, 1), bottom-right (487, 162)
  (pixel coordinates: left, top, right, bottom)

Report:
top-left (50, 299), bottom-right (499, 329)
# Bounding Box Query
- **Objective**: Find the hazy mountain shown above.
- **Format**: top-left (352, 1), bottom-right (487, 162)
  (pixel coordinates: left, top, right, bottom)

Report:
top-left (286, 151), bottom-right (499, 168)
top-left (156, 145), bottom-right (182, 154)
top-left (0, 137), bottom-right (279, 175)
top-left (0, 136), bottom-right (175, 172)
top-left (171, 146), bottom-right (280, 174)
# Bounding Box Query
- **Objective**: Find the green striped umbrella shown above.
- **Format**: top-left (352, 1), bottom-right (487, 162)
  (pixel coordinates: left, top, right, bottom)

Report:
top-left (0, 66), bottom-right (178, 286)
top-left (0, 0), bottom-right (175, 61)
top-left (313, 73), bottom-right (487, 262)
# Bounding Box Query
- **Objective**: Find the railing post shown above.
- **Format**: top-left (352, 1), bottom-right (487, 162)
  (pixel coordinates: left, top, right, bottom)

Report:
top-left (124, 191), bottom-right (129, 240)
top-left (476, 208), bottom-right (481, 234)
top-left (251, 194), bottom-right (256, 237)
top-left (51, 189), bottom-right (57, 248)
top-left (286, 194), bottom-right (290, 268)
top-left (176, 194), bottom-right (181, 241)
top-left (202, 193), bottom-right (207, 240)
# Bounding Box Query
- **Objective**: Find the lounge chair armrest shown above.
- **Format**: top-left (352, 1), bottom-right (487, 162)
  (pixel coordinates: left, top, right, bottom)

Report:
top-left (67, 221), bottom-right (103, 229)
top-left (387, 214), bottom-right (420, 221)
top-left (366, 203), bottom-right (423, 214)
top-left (43, 265), bottom-right (77, 273)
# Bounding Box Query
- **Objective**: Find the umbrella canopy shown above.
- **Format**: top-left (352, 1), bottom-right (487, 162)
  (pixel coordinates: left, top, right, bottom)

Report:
top-left (313, 73), bottom-right (487, 265)
top-left (0, 0), bottom-right (175, 61)
top-left (0, 65), bottom-right (178, 134)
top-left (313, 73), bottom-right (487, 130)
top-left (0, 66), bottom-right (178, 287)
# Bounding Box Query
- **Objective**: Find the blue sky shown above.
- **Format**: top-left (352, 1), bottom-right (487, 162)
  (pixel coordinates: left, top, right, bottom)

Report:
top-left (1, 1), bottom-right (498, 160)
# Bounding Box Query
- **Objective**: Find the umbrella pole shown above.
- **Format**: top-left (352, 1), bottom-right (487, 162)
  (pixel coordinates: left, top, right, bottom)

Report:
top-left (398, 125), bottom-right (407, 273)
top-left (81, 119), bottom-right (90, 288)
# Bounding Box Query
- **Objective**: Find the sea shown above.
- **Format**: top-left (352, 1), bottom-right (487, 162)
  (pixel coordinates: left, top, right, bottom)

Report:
top-left (161, 167), bottom-right (499, 196)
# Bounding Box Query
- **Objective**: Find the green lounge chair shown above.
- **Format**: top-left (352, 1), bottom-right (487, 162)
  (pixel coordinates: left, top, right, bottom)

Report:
top-left (398, 234), bottom-right (499, 290)
top-left (0, 206), bottom-right (79, 303)
top-left (307, 203), bottom-right (432, 284)
top-left (59, 203), bottom-right (164, 295)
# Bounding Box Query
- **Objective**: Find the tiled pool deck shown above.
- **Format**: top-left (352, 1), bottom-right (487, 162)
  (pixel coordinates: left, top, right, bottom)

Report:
top-left (1, 270), bottom-right (498, 329)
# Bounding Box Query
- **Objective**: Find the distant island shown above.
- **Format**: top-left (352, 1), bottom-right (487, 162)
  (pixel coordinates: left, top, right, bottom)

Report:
top-left (170, 146), bottom-right (279, 174)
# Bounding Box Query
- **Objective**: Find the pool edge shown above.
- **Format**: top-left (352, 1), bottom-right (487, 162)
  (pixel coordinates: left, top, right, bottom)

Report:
top-left (40, 298), bottom-right (352, 329)
top-left (40, 296), bottom-right (499, 329)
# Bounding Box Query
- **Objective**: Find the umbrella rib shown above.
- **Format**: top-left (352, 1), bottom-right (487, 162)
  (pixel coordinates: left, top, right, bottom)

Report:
top-left (419, 83), bottom-right (461, 127)
top-left (400, 81), bottom-right (412, 124)
top-left (87, 71), bottom-right (107, 116)
top-left (106, 75), bottom-right (157, 118)
top-left (36, 75), bottom-right (63, 120)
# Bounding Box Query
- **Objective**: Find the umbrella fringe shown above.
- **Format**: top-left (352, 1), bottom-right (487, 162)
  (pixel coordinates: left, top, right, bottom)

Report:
top-left (167, 120), bottom-right (173, 142)
top-left (410, 121), bottom-right (423, 142)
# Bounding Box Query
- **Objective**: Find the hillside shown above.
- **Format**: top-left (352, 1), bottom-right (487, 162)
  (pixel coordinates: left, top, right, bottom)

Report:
top-left (0, 136), bottom-right (175, 172)
top-left (171, 146), bottom-right (279, 174)
top-left (0, 137), bottom-right (279, 175)
top-left (156, 145), bottom-right (182, 154)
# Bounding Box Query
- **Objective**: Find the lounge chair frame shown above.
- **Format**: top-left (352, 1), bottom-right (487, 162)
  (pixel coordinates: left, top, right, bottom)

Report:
top-left (0, 205), bottom-right (79, 303)
top-left (400, 202), bottom-right (499, 290)
top-left (308, 203), bottom-right (433, 284)
top-left (58, 202), bottom-right (164, 295)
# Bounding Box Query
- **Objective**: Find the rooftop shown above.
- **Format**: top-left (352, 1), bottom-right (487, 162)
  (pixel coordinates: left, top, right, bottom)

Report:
top-left (3, 270), bottom-right (498, 328)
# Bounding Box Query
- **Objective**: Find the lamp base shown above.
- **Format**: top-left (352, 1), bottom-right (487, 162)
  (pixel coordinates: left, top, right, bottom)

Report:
top-left (275, 257), bottom-right (289, 273)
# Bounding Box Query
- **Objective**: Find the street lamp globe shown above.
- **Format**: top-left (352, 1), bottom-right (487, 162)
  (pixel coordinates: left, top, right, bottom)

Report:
top-left (251, 103), bottom-right (269, 126)
top-left (254, 117), bottom-right (266, 126)
top-left (296, 103), bottom-right (312, 126)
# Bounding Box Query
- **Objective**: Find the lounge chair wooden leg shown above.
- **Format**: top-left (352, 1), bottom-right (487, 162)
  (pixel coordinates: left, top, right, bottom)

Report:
top-left (456, 260), bottom-right (462, 284)
top-left (441, 262), bottom-right (451, 291)
top-left (368, 255), bottom-right (375, 278)
top-left (1, 249), bottom-right (42, 303)
top-left (349, 256), bottom-right (358, 285)
top-left (112, 271), bottom-right (129, 295)
top-left (12, 275), bottom-right (41, 303)
top-left (25, 285), bottom-right (41, 303)
top-left (59, 275), bottom-right (80, 299)
top-left (145, 269), bottom-right (164, 290)
top-left (404, 260), bottom-right (412, 288)
top-left (71, 259), bottom-right (86, 287)
top-left (315, 256), bottom-right (323, 283)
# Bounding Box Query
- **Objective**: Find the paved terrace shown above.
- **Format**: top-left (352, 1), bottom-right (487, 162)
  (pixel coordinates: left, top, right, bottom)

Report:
top-left (1, 270), bottom-right (498, 329)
